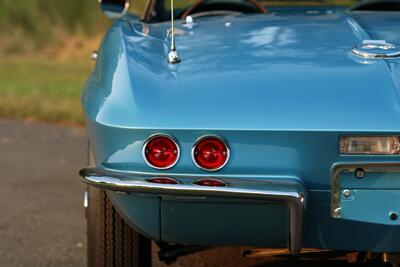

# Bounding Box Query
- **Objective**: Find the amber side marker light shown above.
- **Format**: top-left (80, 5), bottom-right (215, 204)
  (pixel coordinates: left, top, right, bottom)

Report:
top-left (146, 177), bottom-right (180, 184)
top-left (192, 136), bottom-right (230, 171)
top-left (143, 134), bottom-right (180, 169)
top-left (339, 136), bottom-right (400, 155)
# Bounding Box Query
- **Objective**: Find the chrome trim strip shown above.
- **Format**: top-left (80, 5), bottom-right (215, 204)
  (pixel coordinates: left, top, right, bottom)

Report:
top-left (79, 166), bottom-right (305, 255)
top-left (191, 135), bottom-right (231, 171)
top-left (142, 133), bottom-right (180, 170)
top-left (331, 162), bottom-right (400, 219)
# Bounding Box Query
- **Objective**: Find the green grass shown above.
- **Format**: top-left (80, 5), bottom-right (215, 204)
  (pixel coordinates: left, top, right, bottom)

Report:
top-left (0, 0), bottom-right (148, 126)
top-left (0, 0), bottom-right (105, 52)
top-left (0, 0), bottom-right (147, 53)
top-left (0, 58), bottom-right (92, 125)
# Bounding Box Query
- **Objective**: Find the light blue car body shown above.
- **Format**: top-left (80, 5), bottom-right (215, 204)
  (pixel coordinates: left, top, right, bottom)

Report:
top-left (82, 7), bottom-right (400, 252)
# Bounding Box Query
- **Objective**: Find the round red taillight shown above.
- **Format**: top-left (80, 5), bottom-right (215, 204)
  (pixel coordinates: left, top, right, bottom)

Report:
top-left (192, 136), bottom-right (229, 171)
top-left (143, 135), bottom-right (179, 169)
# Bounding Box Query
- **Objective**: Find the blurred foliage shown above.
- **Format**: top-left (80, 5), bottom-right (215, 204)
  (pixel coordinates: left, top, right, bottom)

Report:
top-left (0, 0), bottom-right (358, 125)
top-left (0, 0), bottom-right (147, 53)
top-left (0, 58), bottom-right (90, 125)
top-left (0, 0), bottom-right (148, 125)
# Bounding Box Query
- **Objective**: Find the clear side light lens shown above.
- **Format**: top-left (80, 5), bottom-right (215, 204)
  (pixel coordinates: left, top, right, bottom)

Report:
top-left (340, 136), bottom-right (400, 155)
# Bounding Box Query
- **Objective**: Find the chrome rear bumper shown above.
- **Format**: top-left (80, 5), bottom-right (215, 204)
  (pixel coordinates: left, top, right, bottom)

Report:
top-left (79, 166), bottom-right (306, 255)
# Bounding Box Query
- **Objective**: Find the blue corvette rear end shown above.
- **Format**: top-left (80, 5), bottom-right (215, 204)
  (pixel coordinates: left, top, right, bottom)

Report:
top-left (80, 1), bottom-right (400, 266)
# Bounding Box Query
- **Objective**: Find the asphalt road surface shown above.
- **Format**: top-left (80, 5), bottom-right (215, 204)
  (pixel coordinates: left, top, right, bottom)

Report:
top-left (0, 119), bottom-right (369, 267)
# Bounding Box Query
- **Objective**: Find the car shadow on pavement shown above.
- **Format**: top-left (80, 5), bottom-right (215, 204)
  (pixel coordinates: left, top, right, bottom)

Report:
top-left (252, 259), bottom-right (384, 267)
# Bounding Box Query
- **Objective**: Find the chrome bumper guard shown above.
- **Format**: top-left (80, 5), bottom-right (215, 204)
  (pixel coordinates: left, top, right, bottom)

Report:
top-left (331, 162), bottom-right (400, 219)
top-left (79, 166), bottom-right (306, 255)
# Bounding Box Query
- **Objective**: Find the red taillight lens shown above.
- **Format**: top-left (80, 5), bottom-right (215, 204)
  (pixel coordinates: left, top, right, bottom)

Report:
top-left (146, 177), bottom-right (179, 184)
top-left (143, 135), bottom-right (179, 169)
top-left (193, 136), bottom-right (229, 171)
top-left (194, 178), bottom-right (227, 187)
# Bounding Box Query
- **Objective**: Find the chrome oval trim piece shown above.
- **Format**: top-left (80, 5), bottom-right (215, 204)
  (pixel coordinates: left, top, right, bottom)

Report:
top-left (79, 166), bottom-right (305, 256)
top-left (352, 40), bottom-right (400, 59)
top-left (191, 135), bottom-right (230, 172)
top-left (142, 134), bottom-right (180, 170)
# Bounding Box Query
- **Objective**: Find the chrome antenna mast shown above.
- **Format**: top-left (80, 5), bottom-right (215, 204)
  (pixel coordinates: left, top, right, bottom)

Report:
top-left (167, 0), bottom-right (181, 64)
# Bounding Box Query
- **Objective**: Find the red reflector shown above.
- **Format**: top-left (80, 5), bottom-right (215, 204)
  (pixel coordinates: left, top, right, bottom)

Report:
top-left (146, 177), bottom-right (179, 184)
top-left (143, 135), bottom-right (179, 169)
top-left (194, 178), bottom-right (227, 187)
top-left (193, 136), bottom-right (229, 171)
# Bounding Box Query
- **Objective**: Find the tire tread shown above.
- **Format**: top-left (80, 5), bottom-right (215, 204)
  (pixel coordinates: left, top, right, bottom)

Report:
top-left (87, 188), bottom-right (151, 267)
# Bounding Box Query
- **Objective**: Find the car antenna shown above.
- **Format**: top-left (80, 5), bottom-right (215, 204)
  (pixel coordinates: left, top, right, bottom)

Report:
top-left (167, 0), bottom-right (181, 64)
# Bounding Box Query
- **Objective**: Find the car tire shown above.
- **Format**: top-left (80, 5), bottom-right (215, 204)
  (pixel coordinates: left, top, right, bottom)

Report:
top-left (86, 187), bottom-right (152, 267)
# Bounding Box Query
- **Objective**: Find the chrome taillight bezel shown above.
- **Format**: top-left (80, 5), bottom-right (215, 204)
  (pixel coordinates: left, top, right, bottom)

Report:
top-left (191, 135), bottom-right (230, 171)
top-left (142, 134), bottom-right (180, 170)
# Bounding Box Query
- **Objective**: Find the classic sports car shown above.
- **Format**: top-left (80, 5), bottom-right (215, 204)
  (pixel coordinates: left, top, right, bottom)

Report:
top-left (80, 0), bottom-right (400, 266)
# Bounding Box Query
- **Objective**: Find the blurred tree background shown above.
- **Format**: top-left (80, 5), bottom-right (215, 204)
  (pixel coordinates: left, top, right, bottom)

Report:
top-left (0, 0), bottom-right (148, 54)
top-left (0, 0), bottom-right (106, 53)
top-left (0, 0), bottom-right (146, 125)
